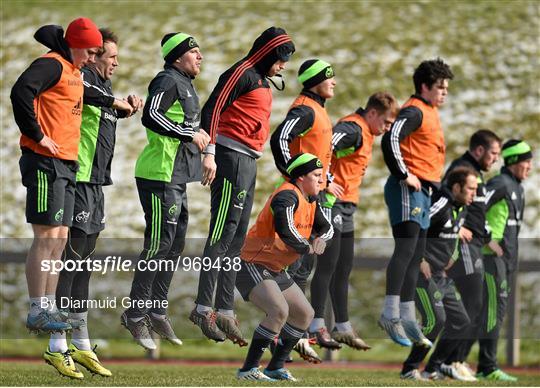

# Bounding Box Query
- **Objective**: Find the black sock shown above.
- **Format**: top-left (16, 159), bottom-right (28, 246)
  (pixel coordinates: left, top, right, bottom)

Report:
top-left (267, 322), bottom-right (304, 371)
top-left (241, 325), bottom-right (277, 372)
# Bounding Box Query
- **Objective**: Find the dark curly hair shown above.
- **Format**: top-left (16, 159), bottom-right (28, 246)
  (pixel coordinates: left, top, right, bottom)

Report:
top-left (413, 58), bottom-right (453, 94)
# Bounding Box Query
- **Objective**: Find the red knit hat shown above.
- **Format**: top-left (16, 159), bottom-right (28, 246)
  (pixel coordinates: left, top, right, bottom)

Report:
top-left (64, 17), bottom-right (102, 49)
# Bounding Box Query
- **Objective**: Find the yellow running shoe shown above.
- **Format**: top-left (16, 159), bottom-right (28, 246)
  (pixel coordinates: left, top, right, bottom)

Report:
top-left (69, 343), bottom-right (112, 377)
top-left (43, 348), bottom-right (84, 379)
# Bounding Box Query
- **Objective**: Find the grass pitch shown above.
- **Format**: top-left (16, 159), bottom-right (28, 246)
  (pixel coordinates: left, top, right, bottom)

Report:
top-left (1, 361), bottom-right (539, 386)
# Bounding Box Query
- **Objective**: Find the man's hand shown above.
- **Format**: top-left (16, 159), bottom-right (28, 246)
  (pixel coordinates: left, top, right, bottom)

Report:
top-left (201, 153), bottom-right (216, 186)
top-left (487, 240), bottom-right (504, 257)
top-left (404, 173), bottom-right (421, 191)
top-left (459, 226), bottom-right (473, 243)
top-left (326, 182), bottom-right (344, 199)
top-left (127, 94), bottom-right (144, 113)
top-left (191, 131), bottom-right (210, 152)
top-left (312, 237), bottom-right (327, 255)
top-left (112, 98), bottom-right (134, 116)
top-left (38, 135), bottom-right (59, 155)
top-left (420, 259), bottom-right (432, 279)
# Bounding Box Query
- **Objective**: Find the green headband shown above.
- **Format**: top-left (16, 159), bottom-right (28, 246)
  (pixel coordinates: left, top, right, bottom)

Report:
top-left (501, 141), bottom-right (531, 159)
top-left (162, 33), bottom-right (192, 59)
top-left (298, 59), bottom-right (333, 84)
top-left (287, 154), bottom-right (322, 175)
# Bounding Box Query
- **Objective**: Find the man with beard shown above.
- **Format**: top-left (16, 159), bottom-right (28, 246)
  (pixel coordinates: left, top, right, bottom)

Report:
top-left (122, 32), bottom-right (209, 350)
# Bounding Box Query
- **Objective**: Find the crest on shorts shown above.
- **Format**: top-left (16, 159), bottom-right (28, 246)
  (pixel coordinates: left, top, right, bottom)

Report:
top-left (55, 209), bottom-right (64, 222)
top-left (333, 214), bottom-right (343, 225)
top-left (237, 190), bottom-right (247, 201)
top-left (169, 204), bottom-right (178, 216)
top-left (433, 290), bottom-right (443, 301)
top-left (411, 207), bottom-right (421, 216)
top-left (75, 210), bottom-right (90, 223)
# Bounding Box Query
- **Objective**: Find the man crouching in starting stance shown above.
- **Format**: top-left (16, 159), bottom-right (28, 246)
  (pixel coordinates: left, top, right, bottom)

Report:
top-left (235, 153), bottom-right (333, 381)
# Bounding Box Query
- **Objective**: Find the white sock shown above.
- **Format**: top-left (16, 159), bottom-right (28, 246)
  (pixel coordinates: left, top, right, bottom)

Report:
top-left (45, 294), bottom-right (57, 313)
top-left (382, 295), bottom-right (400, 319)
top-left (335, 321), bottom-right (353, 332)
top-left (49, 333), bottom-right (68, 353)
top-left (196, 304), bottom-right (212, 314)
top-left (151, 312), bottom-right (167, 320)
top-left (217, 309), bottom-right (234, 317)
top-left (70, 312), bottom-right (91, 351)
top-left (29, 297), bottom-right (44, 316)
top-left (309, 318), bottom-right (326, 333)
top-left (399, 301), bottom-right (416, 321)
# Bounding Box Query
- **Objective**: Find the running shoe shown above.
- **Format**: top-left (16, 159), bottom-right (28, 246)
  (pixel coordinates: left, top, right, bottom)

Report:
top-left (400, 369), bottom-right (428, 381)
top-left (149, 314), bottom-right (183, 345)
top-left (55, 310), bottom-right (85, 330)
top-left (237, 367), bottom-right (276, 381)
top-left (453, 362), bottom-right (477, 381)
top-left (27, 311), bottom-right (71, 333)
top-left (293, 338), bottom-right (322, 363)
top-left (421, 370), bottom-right (446, 380)
top-left (440, 362), bottom-right (476, 381)
top-left (309, 327), bottom-right (342, 349)
top-left (377, 315), bottom-right (412, 347)
top-left (69, 343), bottom-right (112, 377)
top-left (401, 319), bottom-right (432, 348)
top-left (264, 367), bottom-right (298, 381)
top-left (188, 308), bottom-right (226, 342)
top-left (331, 328), bottom-right (371, 350)
top-left (120, 312), bottom-right (156, 350)
top-left (43, 347), bottom-right (84, 379)
top-left (215, 313), bottom-right (248, 346)
top-left (477, 369), bottom-right (518, 382)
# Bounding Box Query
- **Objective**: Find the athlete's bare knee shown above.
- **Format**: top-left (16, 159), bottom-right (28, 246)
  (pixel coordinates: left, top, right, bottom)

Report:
top-left (30, 236), bottom-right (58, 254)
top-left (267, 302), bottom-right (289, 327)
top-left (52, 229), bottom-right (68, 257)
top-left (296, 304), bottom-right (314, 328)
top-left (305, 305), bottom-right (315, 323)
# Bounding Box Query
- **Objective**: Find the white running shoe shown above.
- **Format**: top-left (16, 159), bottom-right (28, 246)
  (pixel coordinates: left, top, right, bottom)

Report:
top-left (440, 362), bottom-right (475, 381)
top-left (400, 369), bottom-right (428, 381)
top-left (237, 367), bottom-right (276, 381)
top-left (293, 338), bottom-right (322, 363)
top-left (453, 362), bottom-right (478, 382)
